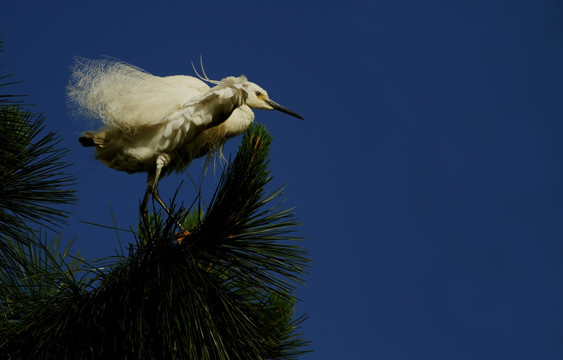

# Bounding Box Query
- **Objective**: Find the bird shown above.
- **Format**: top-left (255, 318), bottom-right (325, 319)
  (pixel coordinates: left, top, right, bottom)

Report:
top-left (67, 57), bottom-right (303, 235)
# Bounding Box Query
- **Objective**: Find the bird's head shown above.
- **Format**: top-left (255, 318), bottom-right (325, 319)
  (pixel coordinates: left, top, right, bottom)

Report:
top-left (244, 82), bottom-right (304, 120)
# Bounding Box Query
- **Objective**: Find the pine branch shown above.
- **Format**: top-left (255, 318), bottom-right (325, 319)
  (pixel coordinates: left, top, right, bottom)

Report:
top-left (0, 230), bottom-right (103, 359)
top-left (185, 123), bottom-right (309, 294)
top-left (2, 124), bottom-right (310, 360)
top-left (0, 106), bottom-right (77, 242)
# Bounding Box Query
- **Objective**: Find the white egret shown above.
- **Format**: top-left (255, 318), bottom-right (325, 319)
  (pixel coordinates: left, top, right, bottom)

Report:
top-left (67, 57), bottom-right (303, 234)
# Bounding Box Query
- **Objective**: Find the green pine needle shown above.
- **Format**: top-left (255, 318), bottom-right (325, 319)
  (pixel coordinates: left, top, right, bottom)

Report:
top-left (0, 105), bottom-right (77, 241)
top-left (1, 121), bottom-right (311, 359)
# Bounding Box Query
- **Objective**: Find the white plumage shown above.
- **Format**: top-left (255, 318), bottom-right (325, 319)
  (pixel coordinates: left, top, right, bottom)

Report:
top-left (67, 57), bottom-right (303, 234)
top-left (68, 58), bottom-right (208, 129)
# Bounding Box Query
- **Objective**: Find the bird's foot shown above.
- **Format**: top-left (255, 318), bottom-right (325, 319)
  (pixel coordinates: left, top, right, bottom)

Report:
top-left (175, 230), bottom-right (191, 244)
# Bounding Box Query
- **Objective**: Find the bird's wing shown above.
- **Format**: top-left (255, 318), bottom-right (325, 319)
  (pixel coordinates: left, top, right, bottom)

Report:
top-left (156, 75), bottom-right (248, 132)
top-left (153, 76), bottom-right (250, 153)
top-left (67, 58), bottom-right (210, 131)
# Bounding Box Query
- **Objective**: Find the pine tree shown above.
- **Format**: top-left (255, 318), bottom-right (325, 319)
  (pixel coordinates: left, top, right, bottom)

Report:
top-left (0, 39), bottom-right (310, 359)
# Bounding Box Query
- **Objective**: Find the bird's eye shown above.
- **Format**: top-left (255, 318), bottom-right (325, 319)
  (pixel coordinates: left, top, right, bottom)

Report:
top-left (255, 91), bottom-right (262, 97)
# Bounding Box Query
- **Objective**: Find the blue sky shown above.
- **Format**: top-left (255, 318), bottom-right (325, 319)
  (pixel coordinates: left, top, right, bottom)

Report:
top-left (2, 1), bottom-right (563, 359)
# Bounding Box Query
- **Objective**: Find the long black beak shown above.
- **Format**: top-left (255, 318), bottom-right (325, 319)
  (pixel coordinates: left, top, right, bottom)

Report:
top-left (266, 99), bottom-right (304, 120)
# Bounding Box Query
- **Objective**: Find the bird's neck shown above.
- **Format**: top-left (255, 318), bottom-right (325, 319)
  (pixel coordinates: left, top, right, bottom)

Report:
top-left (223, 105), bottom-right (255, 137)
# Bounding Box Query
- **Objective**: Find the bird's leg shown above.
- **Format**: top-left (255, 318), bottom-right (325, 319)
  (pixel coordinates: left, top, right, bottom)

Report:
top-left (152, 155), bottom-right (190, 241)
top-left (140, 172), bottom-right (155, 236)
top-left (152, 184), bottom-right (187, 232)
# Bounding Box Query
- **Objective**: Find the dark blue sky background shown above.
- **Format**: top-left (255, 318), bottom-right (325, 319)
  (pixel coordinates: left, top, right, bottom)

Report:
top-left (2, 1), bottom-right (563, 359)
